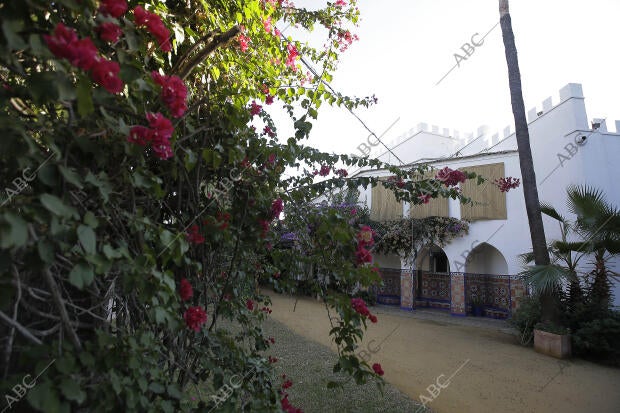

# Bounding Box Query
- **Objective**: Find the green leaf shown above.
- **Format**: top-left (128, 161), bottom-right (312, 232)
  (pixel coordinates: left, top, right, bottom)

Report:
top-left (77, 225), bottom-right (96, 255)
top-left (60, 378), bottom-right (86, 404)
top-left (40, 194), bottom-right (78, 219)
top-left (59, 166), bottom-right (84, 189)
top-left (148, 382), bottom-right (165, 394)
top-left (29, 72), bottom-right (59, 104)
top-left (0, 212), bottom-right (28, 248)
top-left (83, 211), bottom-right (99, 228)
top-left (77, 75), bottom-right (94, 117)
top-left (2, 19), bottom-right (26, 50)
top-left (68, 262), bottom-right (94, 289)
top-left (37, 239), bottom-right (55, 263)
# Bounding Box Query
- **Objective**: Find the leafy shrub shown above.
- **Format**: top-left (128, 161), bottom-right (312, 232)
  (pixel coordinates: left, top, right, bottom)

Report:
top-left (509, 296), bottom-right (541, 345)
top-left (571, 311), bottom-right (620, 366)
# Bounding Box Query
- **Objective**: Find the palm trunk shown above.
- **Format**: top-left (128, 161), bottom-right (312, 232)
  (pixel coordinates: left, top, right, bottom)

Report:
top-left (498, 0), bottom-right (557, 323)
top-left (591, 250), bottom-right (610, 309)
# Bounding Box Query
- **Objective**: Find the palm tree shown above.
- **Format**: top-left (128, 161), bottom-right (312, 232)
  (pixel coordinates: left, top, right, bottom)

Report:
top-left (498, 0), bottom-right (555, 321)
top-left (519, 203), bottom-right (584, 311)
top-left (556, 186), bottom-right (620, 309)
top-left (521, 186), bottom-right (620, 311)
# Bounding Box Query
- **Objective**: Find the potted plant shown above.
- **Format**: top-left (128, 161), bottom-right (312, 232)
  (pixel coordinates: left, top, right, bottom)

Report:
top-left (534, 322), bottom-right (571, 359)
top-left (470, 296), bottom-right (485, 317)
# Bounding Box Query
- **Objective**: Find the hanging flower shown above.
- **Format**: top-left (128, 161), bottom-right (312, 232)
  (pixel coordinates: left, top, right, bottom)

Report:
top-left (372, 363), bottom-right (384, 376)
top-left (99, 0), bottom-right (128, 18)
top-left (179, 278), bottom-right (193, 301)
top-left (151, 71), bottom-right (188, 118)
top-left (96, 22), bottom-right (123, 43)
top-left (184, 306), bottom-right (207, 332)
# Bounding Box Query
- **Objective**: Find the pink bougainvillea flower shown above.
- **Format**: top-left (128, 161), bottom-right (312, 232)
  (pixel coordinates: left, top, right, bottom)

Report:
top-left (146, 112), bottom-right (174, 159)
top-left (357, 225), bottom-right (375, 247)
top-left (151, 71), bottom-right (188, 118)
top-left (237, 34), bottom-right (250, 52)
top-left (319, 165), bottom-right (330, 177)
top-left (44, 23), bottom-right (79, 60)
top-left (263, 126), bottom-right (276, 138)
top-left (285, 43), bottom-right (299, 70)
top-left (259, 219), bottom-right (270, 238)
top-left (263, 17), bottom-right (273, 34)
top-left (99, 0), bottom-right (128, 18)
top-left (91, 59), bottom-right (123, 93)
top-left (435, 167), bottom-right (467, 187)
top-left (186, 224), bottom-right (205, 244)
top-left (128, 126), bottom-right (151, 146)
top-left (184, 306), bottom-right (207, 332)
top-left (97, 22), bottom-right (123, 43)
top-left (179, 278), bottom-right (193, 301)
top-left (355, 246), bottom-right (373, 265)
top-left (69, 38), bottom-right (99, 71)
top-left (133, 6), bottom-right (171, 51)
top-left (281, 380), bottom-right (293, 390)
top-left (271, 198), bottom-right (284, 220)
top-left (246, 299), bottom-right (255, 311)
top-left (418, 193), bottom-right (432, 204)
top-left (265, 94), bottom-right (274, 105)
top-left (372, 363), bottom-right (384, 376)
top-left (133, 5), bottom-right (149, 26)
top-left (369, 314), bottom-right (378, 323)
top-left (250, 100), bottom-right (262, 116)
top-left (494, 177), bottom-right (521, 192)
top-left (335, 0), bottom-right (347, 7)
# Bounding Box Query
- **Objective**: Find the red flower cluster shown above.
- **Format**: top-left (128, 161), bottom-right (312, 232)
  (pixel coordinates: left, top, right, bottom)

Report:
top-left (318, 165), bottom-right (330, 177)
top-left (259, 219), bottom-right (270, 238)
top-left (335, 169), bottom-right (348, 177)
top-left (281, 380), bottom-right (293, 390)
top-left (151, 71), bottom-right (188, 118)
top-left (246, 299), bottom-right (255, 311)
top-left (237, 34), bottom-right (250, 52)
top-left (280, 395), bottom-right (303, 413)
top-left (269, 356), bottom-right (278, 363)
top-left (96, 22), bottom-right (122, 43)
top-left (127, 112), bottom-right (174, 159)
top-left (99, 0), bottom-right (128, 18)
top-left (185, 225), bottom-right (205, 244)
top-left (494, 177), bottom-right (521, 193)
top-left (271, 198), bottom-right (284, 220)
top-left (179, 278), bottom-right (193, 301)
top-left (351, 297), bottom-right (377, 323)
top-left (435, 167), bottom-right (467, 187)
top-left (133, 6), bottom-right (171, 52)
top-left (263, 126), bottom-right (276, 138)
top-left (44, 23), bottom-right (123, 94)
top-left (250, 100), bottom-right (262, 116)
top-left (286, 43), bottom-right (299, 71)
top-left (184, 306), bottom-right (207, 332)
top-left (336, 29), bottom-right (359, 53)
top-left (355, 225), bottom-right (374, 265)
top-left (372, 363), bottom-right (384, 376)
top-left (418, 193), bottom-right (431, 204)
top-left (215, 212), bottom-right (231, 230)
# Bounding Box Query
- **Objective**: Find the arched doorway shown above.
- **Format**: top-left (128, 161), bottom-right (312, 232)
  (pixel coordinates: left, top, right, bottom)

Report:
top-left (414, 244), bottom-right (451, 310)
top-left (463, 243), bottom-right (511, 317)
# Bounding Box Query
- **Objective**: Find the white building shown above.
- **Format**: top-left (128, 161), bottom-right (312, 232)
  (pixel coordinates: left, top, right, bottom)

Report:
top-left (350, 83), bottom-right (620, 314)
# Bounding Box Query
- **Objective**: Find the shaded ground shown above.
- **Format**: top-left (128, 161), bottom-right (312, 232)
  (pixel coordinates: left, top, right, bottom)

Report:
top-left (263, 317), bottom-right (428, 413)
top-left (266, 291), bottom-right (620, 413)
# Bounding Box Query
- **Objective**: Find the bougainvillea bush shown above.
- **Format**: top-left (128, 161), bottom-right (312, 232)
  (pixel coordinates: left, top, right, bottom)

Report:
top-left (0, 1), bottom-right (495, 412)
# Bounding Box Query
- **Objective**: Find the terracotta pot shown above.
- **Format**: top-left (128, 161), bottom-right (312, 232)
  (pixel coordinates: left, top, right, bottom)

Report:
top-left (534, 329), bottom-right (571, 359)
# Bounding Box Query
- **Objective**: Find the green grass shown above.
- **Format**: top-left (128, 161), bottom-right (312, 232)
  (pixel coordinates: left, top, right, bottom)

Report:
top-left (263, 317), bottom-right (430, 413)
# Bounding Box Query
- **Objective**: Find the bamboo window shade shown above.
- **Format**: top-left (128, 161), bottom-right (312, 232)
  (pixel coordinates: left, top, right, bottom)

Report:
top-left (459, 162), bottom-right (507, 220)
top-left (409, 171), bottom-right (449, 218)
top-left (370, 178), bottom-right (403, 221)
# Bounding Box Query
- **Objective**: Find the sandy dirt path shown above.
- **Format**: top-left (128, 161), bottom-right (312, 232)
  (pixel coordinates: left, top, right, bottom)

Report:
top-left (267, 292), bottom-right (620, 413)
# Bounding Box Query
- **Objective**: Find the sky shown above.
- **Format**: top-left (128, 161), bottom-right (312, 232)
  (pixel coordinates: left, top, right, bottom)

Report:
top-left (270, 0), bottom-right (620, 162)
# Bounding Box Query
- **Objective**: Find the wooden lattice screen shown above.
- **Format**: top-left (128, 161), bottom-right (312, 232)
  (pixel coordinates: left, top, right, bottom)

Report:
top-left (459, 163), bottom-right (507, 220)
top-left (370, 178), bottom-right (403, 221)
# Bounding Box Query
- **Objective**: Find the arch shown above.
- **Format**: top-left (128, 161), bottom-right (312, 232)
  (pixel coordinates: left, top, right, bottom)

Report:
top-left (416, 244), bottom-right (450, 273)
top-left (464, 242), bottom-right (508, 275)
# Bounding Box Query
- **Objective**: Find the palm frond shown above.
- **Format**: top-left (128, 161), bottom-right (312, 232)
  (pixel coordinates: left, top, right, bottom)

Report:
top-left (540, 202), bottom-right (566, 223)
top-left (518, 264), bottom-right (576, 295)
top-left (518, 251), bottom-right (535, 265)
